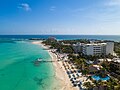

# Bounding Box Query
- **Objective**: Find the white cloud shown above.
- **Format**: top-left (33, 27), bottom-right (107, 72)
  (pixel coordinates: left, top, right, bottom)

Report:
top-left (105, 0), bottom-right (120, 6)
top-left (18, 3), bottom-right (31, 11)
top-left (50, 6), bottom-right (56, 11)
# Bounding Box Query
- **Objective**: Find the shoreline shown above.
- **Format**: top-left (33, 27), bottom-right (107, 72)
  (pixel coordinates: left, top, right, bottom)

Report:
top-left (32, 41), bottom-right (78, 90)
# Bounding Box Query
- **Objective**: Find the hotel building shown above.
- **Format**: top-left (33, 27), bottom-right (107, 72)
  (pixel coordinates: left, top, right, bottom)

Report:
top-left (73, 42), bottom-right (114, 56)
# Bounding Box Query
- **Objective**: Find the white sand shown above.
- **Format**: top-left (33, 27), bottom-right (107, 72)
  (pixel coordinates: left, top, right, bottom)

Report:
top-left (32, 41), bottom-right (78, 90)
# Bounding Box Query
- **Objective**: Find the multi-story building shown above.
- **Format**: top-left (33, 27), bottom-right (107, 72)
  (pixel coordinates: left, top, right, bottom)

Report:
top-left (106, 42), bottom-right (114, 55)
top-left (72, 42), bottom-right (114, 56)
top-left (72, 42), bottom-right (83, 53)
top-left (110, 58), bottom-right (120, 80)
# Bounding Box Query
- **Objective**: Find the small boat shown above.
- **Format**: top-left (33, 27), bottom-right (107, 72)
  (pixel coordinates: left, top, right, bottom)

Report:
top-left (33, 58), bottom-right (42, 66)
top-left (37, 58), bottom-right (42, 61)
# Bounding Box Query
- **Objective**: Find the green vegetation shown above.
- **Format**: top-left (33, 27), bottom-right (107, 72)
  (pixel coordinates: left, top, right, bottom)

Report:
top-left (83, 82), bottom-right (94, 90)
top-left (59, 39), bottom-right (90, 44)
top-left (68, 54), bottom-right (89, 75)
top-left (114, 42), bottom-right (120, 56)
top-left (42, 39), bottom-right (74, 54)
top-left (101, 60), bottom-right (110, 72)
top-left (43, 38), bottom-right (120, 90)
top-left (83, 79), bottom-right (119, 90)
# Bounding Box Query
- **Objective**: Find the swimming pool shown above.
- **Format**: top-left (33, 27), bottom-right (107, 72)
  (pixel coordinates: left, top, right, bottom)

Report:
top-left (92, 75), bottom-right (110, 81)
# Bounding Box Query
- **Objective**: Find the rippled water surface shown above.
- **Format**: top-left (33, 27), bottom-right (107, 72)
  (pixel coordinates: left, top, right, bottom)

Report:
top-left (0, 40), bottom-right (59, 90)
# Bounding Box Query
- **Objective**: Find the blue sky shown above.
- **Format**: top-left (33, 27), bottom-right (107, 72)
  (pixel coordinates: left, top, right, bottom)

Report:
top-left (0, 0), bottom-right (120, 35)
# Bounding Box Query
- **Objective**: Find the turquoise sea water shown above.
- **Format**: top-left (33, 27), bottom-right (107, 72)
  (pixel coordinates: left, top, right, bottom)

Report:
top-left (0, 40), bottom-right (59, 90)
top-left (1, 35), bottom-right (119, 90)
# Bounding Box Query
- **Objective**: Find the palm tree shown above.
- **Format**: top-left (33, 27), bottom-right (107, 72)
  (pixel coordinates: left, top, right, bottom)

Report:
top-left (79, 58), bottom-right (86, 70)
top-left (106, 78), bottom-right (118, 90)
top-left (114, 84), bottom-right (120, 90)
top-left (83, 82), bottom-right (93, 90)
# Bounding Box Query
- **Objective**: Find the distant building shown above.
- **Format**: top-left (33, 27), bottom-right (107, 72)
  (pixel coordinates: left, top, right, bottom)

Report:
top-left (110, 58), bottom-right (120, 79)
top-left (72, 42), bottom-right (114, 56)
top-left (61, 42), bottom-right (71, 46)
top-left (72, 42), bottom-right (83, 53)
top-left (106, 42), bottom-right (114, 55)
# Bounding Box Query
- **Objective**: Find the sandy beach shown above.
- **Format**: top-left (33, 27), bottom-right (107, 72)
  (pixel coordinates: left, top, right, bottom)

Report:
top-left (32, 41), bottom-right (78, 90)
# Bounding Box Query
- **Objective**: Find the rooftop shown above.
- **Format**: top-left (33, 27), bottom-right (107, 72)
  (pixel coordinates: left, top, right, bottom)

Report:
top-left (112, 58), bottom-right (120, 63)
top-left (86, 43), bottom-right (107, 46)
top-left (73, 42), bottom-right (108, 46)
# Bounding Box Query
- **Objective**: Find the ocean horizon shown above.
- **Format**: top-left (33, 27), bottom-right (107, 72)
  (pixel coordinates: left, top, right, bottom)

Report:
top-left (0, 35), bottom-right (120, 41)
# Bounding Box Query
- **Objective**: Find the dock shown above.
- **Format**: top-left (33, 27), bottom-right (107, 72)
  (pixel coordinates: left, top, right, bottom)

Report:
top-left (33, 58), bottom-right (58, 66)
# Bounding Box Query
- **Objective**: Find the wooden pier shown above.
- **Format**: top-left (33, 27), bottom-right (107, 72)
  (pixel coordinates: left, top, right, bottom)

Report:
top-left (33, 58), bottom-right (58, 66)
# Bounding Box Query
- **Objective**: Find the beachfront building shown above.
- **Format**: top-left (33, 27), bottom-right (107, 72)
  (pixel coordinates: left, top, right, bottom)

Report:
top-left (72, 42), bottom-right (83, 53)
top-left (72, 42), bottom-right (114, 56)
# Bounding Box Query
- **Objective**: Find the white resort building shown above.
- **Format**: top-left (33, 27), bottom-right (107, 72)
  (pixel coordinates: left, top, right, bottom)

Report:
top-left (73, 42), bottom-right (114, 56)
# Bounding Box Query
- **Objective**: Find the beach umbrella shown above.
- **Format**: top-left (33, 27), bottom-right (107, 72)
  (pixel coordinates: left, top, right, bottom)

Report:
top-left (76, 73), bottom-right (79, 77)
top-left (69, 75), bottom-right (71, 78)
top-left (73, 83), bottom-right (77, 87)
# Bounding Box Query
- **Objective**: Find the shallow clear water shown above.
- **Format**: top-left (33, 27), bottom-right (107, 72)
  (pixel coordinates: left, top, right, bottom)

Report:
top-left (0, 40), bottom-right (58, 90)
